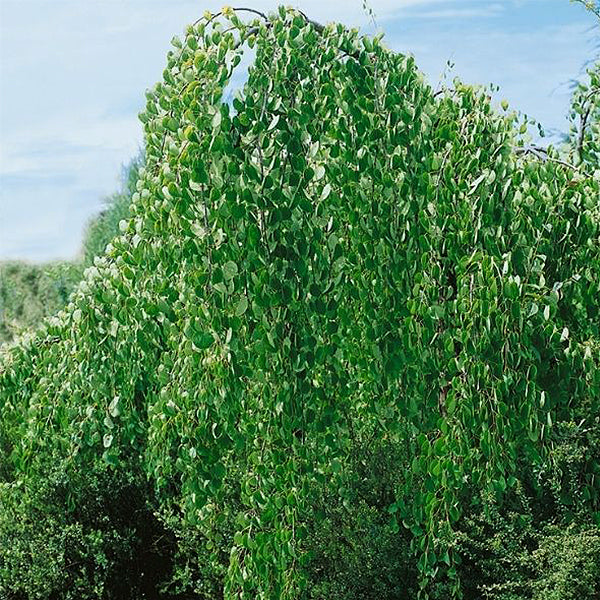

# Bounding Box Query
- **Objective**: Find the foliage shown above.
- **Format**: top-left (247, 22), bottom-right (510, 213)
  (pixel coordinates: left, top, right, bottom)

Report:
top-left (303, 437), bottom-right (418, 599)
top-left (456, 499), bottom-right (600, 600)
top-left (0, 261), bottom-right (82, 344)
top-left (0, 5), bottom-right (599, 599)
top-left (0, 458), bottom-right (177, 600)
top-left (454, 418), bottom-right (600, 599)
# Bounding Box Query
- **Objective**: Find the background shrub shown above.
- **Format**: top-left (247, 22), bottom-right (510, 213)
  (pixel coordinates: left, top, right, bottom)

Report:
top-left (81, 152), bottom-right (144, 267)
top-left (0, 458), bottom-right (177, 600)
top-left (0, 153), bottom-right (142, 346)
top-left (0, 261), bottom-right (82, 344)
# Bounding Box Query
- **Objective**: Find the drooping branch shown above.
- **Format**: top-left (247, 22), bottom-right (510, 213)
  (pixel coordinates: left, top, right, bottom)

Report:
top-left (195, 6), bottom-right (325, 33)
top-left (515, 145), bottom-right (581, 171)
top-left (576, 86), bottom-right (600, 162)
top-left (195, 7), bottom-right (326, 51)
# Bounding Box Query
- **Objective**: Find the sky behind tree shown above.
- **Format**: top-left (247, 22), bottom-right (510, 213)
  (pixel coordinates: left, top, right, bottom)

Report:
top-left (0, 0), bottom-right (597, 260)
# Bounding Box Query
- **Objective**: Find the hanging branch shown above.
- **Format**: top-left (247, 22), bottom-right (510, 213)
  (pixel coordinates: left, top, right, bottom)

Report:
top-left (570, 0), bottom-right (600, 20)
top-left (515, 145), bottom-right (581, 171)
top-left (576, 86), bottom-right (600, 162)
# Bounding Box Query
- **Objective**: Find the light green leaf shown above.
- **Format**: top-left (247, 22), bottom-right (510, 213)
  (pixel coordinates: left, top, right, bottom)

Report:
top-left (320, 183), bottom-right (331, 201)
top-left (223, 261), bottom-right (238, 280)
top-left (235, 296), bottom-right (249, 316)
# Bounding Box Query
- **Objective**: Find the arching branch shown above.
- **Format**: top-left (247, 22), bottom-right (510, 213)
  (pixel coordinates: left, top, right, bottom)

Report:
top-left (515, 145), bottom-right (581, 171)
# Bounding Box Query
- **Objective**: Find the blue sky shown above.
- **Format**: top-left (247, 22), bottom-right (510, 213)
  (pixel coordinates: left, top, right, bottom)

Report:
top-left (0, 0), bottom-right (598, 261)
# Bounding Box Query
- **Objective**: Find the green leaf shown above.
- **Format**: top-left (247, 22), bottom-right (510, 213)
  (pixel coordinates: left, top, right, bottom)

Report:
top-left (320, 183), bottom-right (331, 201)
top-left (235, 296), bottom-right (249, 316)
top-left (223, 261), bottom-right (238, 280)
top-left (194, 331), bottom-right (214, 349)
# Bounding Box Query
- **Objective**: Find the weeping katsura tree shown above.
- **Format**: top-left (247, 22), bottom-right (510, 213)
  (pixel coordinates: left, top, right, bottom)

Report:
top-left (1, 6), bottom-right (599, 599)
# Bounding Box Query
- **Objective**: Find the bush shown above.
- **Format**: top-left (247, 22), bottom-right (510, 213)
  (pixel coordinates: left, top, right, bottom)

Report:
top-left (456, 501), bottom-right (600, 600)
top-left (0, 155), bottom-right (142, 346)
top-left (454, 419), bottom-right (600, 600)
top-left (532, 525), bottom-right (600, 600)
top-left (304, 438), bottom-right (418, 599)
top-left (0, 261), bottom-right (82, 344)
top-left (0, 458), bottom-right (177, 600)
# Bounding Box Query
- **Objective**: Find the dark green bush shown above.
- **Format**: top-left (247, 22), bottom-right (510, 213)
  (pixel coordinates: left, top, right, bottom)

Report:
top-left (452, 419), bottom-right (600, 600)
top-left (304, 438), bottom-right (419, 599)
top-left (0, 458), bottom-right (177, 600)
top-left (455, 498), bottom-right (600, 600)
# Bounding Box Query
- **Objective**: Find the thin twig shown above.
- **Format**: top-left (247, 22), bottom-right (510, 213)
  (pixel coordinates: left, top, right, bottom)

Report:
top-left (294, 8), bottom-right (326, 33)
top-left (230, 7), bottom-right (269, 20)
top-left (577, 86), bottom-right (599, 162)
top-left (515, 145), bottom-right (580, 171)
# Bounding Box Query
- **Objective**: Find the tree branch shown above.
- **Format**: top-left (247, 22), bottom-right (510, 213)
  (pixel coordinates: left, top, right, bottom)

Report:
top-left (194, 7), bottom-right (270, 27)
top-left (577, 86), bottom-right (599, 162)
top-left (515, 145), bottom-right (581, 171)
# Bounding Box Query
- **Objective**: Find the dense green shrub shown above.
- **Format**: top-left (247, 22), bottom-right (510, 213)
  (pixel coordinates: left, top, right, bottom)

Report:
top-left (303, 437), bottom-right (419, 599)
top-left (0, 261), bottom-right (82, 344)
top-left (0, 6), bottom-right (599, 599)
top-left (454, 495), bottom-right (600, 600)
top-left (444, 417), bottom-right (600, 600)
top-left (531, 525), bottom-right (600, 600)
top-left (0, 458), bottom-right (177, 600)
